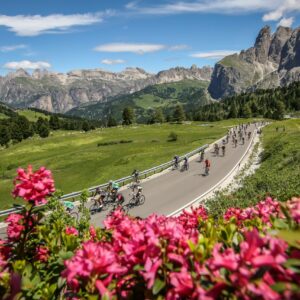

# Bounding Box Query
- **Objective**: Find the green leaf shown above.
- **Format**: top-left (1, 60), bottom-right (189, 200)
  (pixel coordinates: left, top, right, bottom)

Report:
top-left (276, 230), bottom-right (300, 249)
top-left (152, 278), bottom-right (166, 295)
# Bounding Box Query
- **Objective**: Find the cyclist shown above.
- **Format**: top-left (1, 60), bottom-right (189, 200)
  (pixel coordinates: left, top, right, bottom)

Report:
top-left (234, 138), bottom-right (238, 148)
top-left (132, 169), bottom-right (140, 183)
top-left (214, 144), bottom-right (219, 156)
top-left (242, 137), bottom-right (245, 145)
top-left (63, 200), bottom-right (75, 213)
top-left (199, 150), bottom-right (205, 162)
top-left (204, 159), bottom-right (210, 176)
top-left (183, 156), bottom-right (189, 171)
top-left (173, 155), bottom-right (179, 169)
top-left (248, 132), bottom-right (251, 140)
top-left (133, 186), bottom-right (143, 206)
top-left (222, 145), bottom-right (226, 156)
top-left (93, 187), bottom-right (104, 209)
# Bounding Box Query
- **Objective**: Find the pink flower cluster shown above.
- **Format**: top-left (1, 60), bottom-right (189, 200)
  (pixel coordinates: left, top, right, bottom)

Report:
top-left (5, 213), bottom-right (24, 241)
top-left (208, 229), bottom-right (294, 300)
top-left (286, 197), bottom-right (300, 223)
top-left (62, 202), bottom-right (300, 299)
top-left (224, 197), bottom-right (281, 225)
top-left (65, 227), bottom-right (79, 236)
top-left (12, 165), bottom-right (55, 205)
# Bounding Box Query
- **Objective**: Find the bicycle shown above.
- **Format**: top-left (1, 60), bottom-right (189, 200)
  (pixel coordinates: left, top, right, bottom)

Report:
top-left (63, 201), bottom-right (79, 222)
top-left (182, 161), bottom-right (189, 171)
top-left (129, 189), bottom-right (146, 208)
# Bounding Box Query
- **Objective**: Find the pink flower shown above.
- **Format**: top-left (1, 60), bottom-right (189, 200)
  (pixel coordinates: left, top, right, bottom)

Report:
top-left (286, 197), bottom-right (300, 223)
top-left (12, 165), bottom-right (55, 206)
top-left (36, 246), bottom-right (49, 262)
top-left (169, 268), bottom-right (194, 296)
top-left (89, 226), bottom-right (96, 240)
top-left (142, 257), bottom-right (162, 289)
top-left (5, 213), bottom-right (24, 241)
top-left (66, 226), bottom-right (78, 236)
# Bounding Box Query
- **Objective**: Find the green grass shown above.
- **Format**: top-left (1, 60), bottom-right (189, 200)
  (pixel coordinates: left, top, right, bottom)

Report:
top-left (17, 109), bottom-right (50, 122)
top-left (0, 119), bottom-right (253, 210)
top-left (206, 119), bottom-right (300, 217)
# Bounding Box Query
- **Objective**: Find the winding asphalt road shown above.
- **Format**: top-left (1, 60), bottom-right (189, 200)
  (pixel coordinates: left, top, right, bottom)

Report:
top-left (90, 124), bottom-right (256, 227)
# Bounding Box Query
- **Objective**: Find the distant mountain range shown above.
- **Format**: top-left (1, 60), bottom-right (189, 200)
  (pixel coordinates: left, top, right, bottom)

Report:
top-left (209, 25), bottom-right (300, 98)
top-left (0, 65), bottom-right (212, 113)
top-left (66, 80), bottom-right (211, 122)
top-left (0, 25), bottom-right (299, 116)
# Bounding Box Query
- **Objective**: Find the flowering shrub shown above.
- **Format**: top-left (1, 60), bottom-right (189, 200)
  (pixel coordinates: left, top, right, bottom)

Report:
top-left (0, 166), bottom-right (299, 299)
top-left (13, 165), bottom-right (55, 206)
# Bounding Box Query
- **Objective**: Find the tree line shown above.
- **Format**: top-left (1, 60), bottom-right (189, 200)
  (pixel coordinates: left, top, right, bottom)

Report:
top-left (0, 106), bottom-right (102, 147)
top-left (110, 81), bottom-right (300, 126)
top-left (194, 81), bottom-right (300, 121)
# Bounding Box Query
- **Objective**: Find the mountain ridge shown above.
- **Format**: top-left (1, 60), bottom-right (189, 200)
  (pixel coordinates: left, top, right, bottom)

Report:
top-left (209, 25), bottom-right (300, 99)
top-left (0, 65), bottom-right (213, 113)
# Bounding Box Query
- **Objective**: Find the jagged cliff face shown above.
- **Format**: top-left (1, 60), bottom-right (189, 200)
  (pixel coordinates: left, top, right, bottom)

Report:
top-left (209, 25), bottom-right (300, 99)
top-left (0, 66), bottom-right (212, 113)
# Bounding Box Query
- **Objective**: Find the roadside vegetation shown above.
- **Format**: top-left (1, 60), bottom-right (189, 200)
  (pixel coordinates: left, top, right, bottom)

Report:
top-left (206, 119), bottom-right (300, 217)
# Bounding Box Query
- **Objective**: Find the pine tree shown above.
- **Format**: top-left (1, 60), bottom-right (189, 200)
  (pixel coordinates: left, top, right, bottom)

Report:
top-left (173, 105), bottom-right (186, 123)
top-left (107, 115), bottom-right (117, 127)
top-left (0, 126), bottom-right (10, 146)
top-left (228, 102), bottom-right (238, 118)
top-left (82, 121), bottom-right (90, 132)
top-left (153, 108), bottom-right (165, 123)
top-left (38, 124), bottom-right (50, 138)
top-left (122, 107), bottom-right (134, 125)
top-left (272, 100), bottom-right (285, 120)
top-left (49, 115), bottom-right (60, 130)
top-left (242, 103), bottom-right (252, 118)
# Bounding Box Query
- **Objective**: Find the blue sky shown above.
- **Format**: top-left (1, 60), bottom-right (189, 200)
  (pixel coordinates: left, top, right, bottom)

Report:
top-left (0, 0), bottom-right (299, 75)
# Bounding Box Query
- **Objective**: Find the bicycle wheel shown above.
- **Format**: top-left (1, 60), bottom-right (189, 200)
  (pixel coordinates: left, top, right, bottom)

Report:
top-left (70, 211), bottom-right (79, 222)
top-left (138, 195), bottom-right (146, 205)
top-left (89, 202), bottom-right (99, 215)
top-left (129, 196), bottom-right (136, 206)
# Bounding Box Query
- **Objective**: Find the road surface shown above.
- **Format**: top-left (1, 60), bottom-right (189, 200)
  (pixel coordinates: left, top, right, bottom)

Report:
top-left (89, 124), bottom-right (256, 227)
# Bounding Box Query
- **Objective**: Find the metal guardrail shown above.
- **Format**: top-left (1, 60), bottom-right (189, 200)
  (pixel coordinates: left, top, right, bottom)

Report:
top-left (0, 143), bottom-right (208, 218)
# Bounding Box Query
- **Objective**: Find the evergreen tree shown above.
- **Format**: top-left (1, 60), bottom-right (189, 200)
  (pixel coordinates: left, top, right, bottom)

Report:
top-left (107, 115), bottom-right (117, 127)
top-left (49, 115), bottom-right (60, 130)
top-left (272, 100), bottom-right (285, 120)
top-left (173, 104), bottom-right (186, 123)
top-left (228, 102), bottom-right (238, 118)
top-left (122, 107), bottom-right (134, 125)
top-left (152, 108), bottom-right (165, 123)
top-left (242, 103), bottom-right (252, 118)
top-left (0, 126), bottom-right (10, 146)
top-left (38, 124), bottom-right (50, 138)
top-left (82, 121), bottom-right (90, 132)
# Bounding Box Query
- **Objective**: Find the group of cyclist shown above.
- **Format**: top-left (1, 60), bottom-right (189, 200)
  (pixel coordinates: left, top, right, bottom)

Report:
top-left (65, 122), bottom-right (258, 215)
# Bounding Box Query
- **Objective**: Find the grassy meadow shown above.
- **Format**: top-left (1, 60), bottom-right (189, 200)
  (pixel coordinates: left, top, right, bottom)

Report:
top-left (206, 118), bottom-right (300, 216)
top-left (0, 119), bottom-right (254, 209)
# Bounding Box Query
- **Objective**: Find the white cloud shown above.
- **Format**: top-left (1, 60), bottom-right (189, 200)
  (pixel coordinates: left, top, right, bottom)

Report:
top-left (94, 43), bottom-right (166, 54)
top-left (191, 50), bottom-right (239, 59)
top-left (101, 59), bottom-right (126, 65)
top-left (4, 60), bottom-right (51, 69)
top-left (169, 44), bottom-right (189, 51)
top-left (0, 44), bottom-right (27, 52)
top-left (126, 0), bottom-right (300, 24)
top-left (277, 16), bottom-right (294, 27)
top-left (0, 12), bottom-right (112, 36)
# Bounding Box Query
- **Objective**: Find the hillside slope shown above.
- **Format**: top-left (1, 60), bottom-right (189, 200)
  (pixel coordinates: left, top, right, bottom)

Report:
top-left (67, 80), bottom-right (211, 122)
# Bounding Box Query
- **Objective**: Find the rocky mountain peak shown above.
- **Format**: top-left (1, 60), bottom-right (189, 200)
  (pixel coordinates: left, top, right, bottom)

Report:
top-left (254, 25), bottom-right (272, 63)
top-left (269, 26), bottom-right (293, 64)
top-left (279, 27), bottom-right (300, 71)
top-left (209, 25), bottom-right (300, 99)
top-left (7, 68), bottom-right (30, 79)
